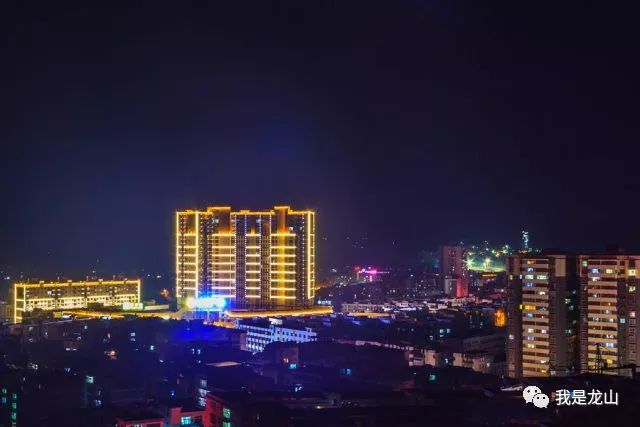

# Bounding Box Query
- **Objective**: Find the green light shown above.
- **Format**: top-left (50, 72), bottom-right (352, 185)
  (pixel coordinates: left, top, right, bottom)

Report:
top-left (223, 407), bottom-right (231, 419)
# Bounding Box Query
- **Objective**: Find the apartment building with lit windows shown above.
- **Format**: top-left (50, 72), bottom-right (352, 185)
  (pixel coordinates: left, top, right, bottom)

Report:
top-left (506, 253), bottom-right (578, 378)
top-left (13, 279), bottom-right (141, 323)
top-left (440, 245), bottom-right (469, 297)
top-left (578, 254), bottom-right (640, 376)
top-left (176, 206), bottom-right (315, 309)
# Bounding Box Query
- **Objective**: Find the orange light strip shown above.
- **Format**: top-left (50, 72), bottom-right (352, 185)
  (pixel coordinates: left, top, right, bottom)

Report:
top-left (224, 306), bottom-right (332, 318)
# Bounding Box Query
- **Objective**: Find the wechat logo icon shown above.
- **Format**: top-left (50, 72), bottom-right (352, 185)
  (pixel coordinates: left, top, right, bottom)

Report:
top-left (523, 385), bottom-right (549, 408)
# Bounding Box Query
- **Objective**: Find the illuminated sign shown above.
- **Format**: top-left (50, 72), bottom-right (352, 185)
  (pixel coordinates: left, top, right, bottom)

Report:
top-left (186, 296), bottom-right (227, 310)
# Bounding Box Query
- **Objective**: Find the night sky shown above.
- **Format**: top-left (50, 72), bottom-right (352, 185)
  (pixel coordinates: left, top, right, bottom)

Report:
top-left (2, 1), bottom-right (639, 278)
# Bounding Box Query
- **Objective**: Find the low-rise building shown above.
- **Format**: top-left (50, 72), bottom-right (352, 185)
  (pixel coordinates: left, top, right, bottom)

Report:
top-left (452, 351), bottom-right (493, 374)
top-left (341, 302), bottom-right (389, 313)
top-left (13, 279), bottom-right (141, 323)
top-left (235, 318), bottom-right (317, 352)
top-left (442, 332), bottom-right (506, 356)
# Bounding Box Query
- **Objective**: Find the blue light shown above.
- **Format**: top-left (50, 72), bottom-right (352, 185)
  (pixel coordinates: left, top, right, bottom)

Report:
top-left (187, 296), bottom-right (227, 310)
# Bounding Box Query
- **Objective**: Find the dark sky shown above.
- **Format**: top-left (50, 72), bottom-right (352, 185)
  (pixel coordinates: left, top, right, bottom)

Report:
top-left (2, 1), bottom-right (639, 277)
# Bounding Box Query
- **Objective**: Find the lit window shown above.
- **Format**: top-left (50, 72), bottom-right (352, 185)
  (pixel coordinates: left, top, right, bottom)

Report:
top-left (223, 407), bottom-right (232, 419)
top-left (181, 416), bottom-right (192, 425)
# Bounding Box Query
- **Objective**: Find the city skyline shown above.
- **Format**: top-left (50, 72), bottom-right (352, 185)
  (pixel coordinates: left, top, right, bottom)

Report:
top-left (3, 2), bottom-right (640, 425)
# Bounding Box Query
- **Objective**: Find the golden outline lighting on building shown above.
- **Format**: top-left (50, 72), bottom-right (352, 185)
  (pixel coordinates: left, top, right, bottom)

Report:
top-left (13, 279), bottom-right (141, 323)
top-left (176, 206), bottom-right (315, 310)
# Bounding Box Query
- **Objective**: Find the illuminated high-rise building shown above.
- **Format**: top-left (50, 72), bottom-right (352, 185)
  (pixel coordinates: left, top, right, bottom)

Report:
top-left (176, 206), bottom-right (315, 309)
top-left (521, 230), bottom-right (530, 252)
top-left (440, 245), bottom-right (468, 297)
top-left (175, 207), bottom-right (234, 303)
top-left (506, 253), bottom-right (578, 378)
top-left (578, 254), bottom-right (640, 376)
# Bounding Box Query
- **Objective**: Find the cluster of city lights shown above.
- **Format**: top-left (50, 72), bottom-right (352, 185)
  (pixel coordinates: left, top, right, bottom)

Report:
top-left (465, 243), bottom-right (517, 272)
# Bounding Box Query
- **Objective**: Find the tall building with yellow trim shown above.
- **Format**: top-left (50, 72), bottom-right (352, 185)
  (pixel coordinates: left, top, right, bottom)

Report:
top-left (13, 279), bottom-right (141, 323)
top-left (176, 206), bottom-right (315, 309)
